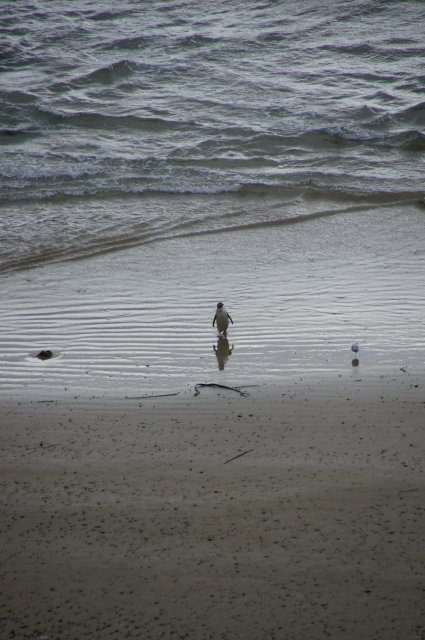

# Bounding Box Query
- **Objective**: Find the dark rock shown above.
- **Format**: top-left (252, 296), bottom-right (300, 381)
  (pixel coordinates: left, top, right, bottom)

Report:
top-left (37, 350), bottom-right (53, 360)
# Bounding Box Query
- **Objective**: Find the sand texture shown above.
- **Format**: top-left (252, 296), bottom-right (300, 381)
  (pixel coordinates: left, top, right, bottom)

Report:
top-left (1, 373), bottom-right (424, 640)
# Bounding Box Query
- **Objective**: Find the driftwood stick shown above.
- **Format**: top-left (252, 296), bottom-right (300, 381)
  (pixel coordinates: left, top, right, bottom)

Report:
top-left (125, 393), bottom-right (179, 400)
top-left (194, 383), bottom-right (249, 397)
top-left (224, 449), bottom-right (253, 465)
top-left (237, 384), bottom-right (259, 388)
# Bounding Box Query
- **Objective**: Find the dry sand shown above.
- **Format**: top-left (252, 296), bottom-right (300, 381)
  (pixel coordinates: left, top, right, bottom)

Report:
top-left (1, 371), bottom-right (425, 640)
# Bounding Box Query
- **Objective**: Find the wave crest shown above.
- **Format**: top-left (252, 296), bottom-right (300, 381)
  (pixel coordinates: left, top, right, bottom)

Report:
top-left (72, 59), bottom-right (138, 85)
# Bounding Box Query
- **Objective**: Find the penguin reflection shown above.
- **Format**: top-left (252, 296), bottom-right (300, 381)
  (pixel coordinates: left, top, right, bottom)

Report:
top-left (214, 336), bottom-right (233, 370)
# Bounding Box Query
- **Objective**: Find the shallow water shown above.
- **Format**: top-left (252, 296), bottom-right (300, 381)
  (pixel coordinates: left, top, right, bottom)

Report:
top-left (1, 198), bottom-right (423, 397)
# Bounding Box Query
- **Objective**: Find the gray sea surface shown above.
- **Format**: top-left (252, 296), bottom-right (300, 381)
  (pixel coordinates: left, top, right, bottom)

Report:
top-left (0, 0), bottom-right (424, 269)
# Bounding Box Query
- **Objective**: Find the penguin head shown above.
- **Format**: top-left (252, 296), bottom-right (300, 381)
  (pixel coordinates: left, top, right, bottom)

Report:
top-left (217, 302), bottom-right (224, 309)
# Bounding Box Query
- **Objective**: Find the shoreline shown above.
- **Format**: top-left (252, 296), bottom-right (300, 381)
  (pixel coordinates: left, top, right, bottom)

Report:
top-left (1, 373), bottom-right (424, 639)
top-left (1, 197), bottom-right (425, 397)
top-left (1, 195), bottom-right (424, 638)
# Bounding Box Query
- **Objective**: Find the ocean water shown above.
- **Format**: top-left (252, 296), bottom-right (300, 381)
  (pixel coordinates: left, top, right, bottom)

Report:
top-left (0, 1), bottom-right (424, 394)
top-left (1, 0), bottom-right (424, 270)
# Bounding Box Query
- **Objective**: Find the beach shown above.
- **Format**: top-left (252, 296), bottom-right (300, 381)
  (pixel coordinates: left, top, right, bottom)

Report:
top-left (1, 195), bottom-right (425, 639)
top-left (1, 372), bottom-right (424, 640)
top-left (2, 2), bottom-right (425, 637)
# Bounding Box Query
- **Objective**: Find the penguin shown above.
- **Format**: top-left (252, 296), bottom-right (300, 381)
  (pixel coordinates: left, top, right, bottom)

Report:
top-left (212, 302), bottom-right (233, 336)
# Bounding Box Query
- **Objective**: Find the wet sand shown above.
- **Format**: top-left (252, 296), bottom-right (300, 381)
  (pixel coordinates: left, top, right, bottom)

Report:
top-left (1, 372), bottom-right (424, 640)
top-left (1, 196), bottom-right (424, 638)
